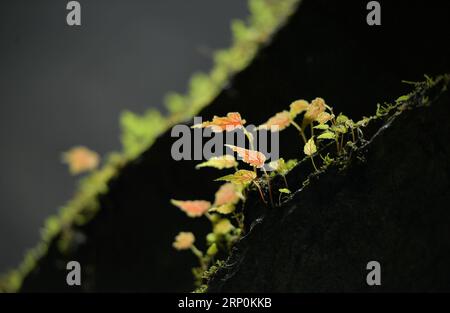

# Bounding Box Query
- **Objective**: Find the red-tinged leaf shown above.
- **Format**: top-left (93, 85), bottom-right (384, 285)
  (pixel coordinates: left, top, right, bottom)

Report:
top-left (170, 200), bottom-right (211, 218)
top-left (192, 112), bottom-right (246, 132)
top-left (302, 97), bottom-right (326, 128)
top-left (258, 111), bottom-right (292, 131)
top-left (225, 144), bottom-right (266, 168)
top-left (214, 183), bottom-right (240, 207)
top-left (172, 232), bottom-right (195, 250)
top-left (62, 146), bottom-right (100, 175)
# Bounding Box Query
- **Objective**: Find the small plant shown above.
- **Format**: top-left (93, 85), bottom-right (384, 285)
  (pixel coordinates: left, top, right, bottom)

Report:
top-left (303, 137), bottom-right (318, 171)
top-left (170, 84), bottom-right (442, 289)
top-left (268, 158), bottom-right (297, 188)
top-left (62, 146), bottom-right (100, 175)
top-left (278, 187), bottom-right (291, 206)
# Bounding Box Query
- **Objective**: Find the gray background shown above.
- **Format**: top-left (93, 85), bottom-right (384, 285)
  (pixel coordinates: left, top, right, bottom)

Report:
top-left (0, 0), bottom-right (247, 272)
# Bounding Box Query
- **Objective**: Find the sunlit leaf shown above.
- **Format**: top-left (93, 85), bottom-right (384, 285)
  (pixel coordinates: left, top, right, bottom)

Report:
top-left (317, 131), bottom-right (336, 140)
top-left (192, 112), bottom-right (246, 132)
top-left (258, 111), bottom-right (292, 131)
top-left (170, 200), bottom-right (211, 218)
top-left (215, 169), bottom-right (257, 185)
top-left (213, 219), bottom-right (233, 235)
top-left (269, 158), bottom-right (298, 175)
top-left (62, 146), bottom-right (100, 175)
top-left (206, 233), bottom-right (217, 244)
top-left (172, 232), bottom-right (195, 250)
top-left (268, 159), bottom-right (284, 171)
top-left (210, 203), bottom-right (236, 214)
top-left (396, 94), bottom-right (410, 103)
top-left (303, 97), bottom-right (326, 128)
top-left (313, 124), bottom-right (329, 130)
top-left (356, 117), bottom-right (371, 127)
top-left (225, 145), bottom-right (266, 168)
top-left (336, 114), bottom-right (349, 125)
top-left (207, 243), bottom-right (218, 256)
top-left (195, 155), bottom-right (238, 170)
top-left (303, 137), bottom-right (317, 156)
top-left (278, 188), bottom-right (291, 194)
top-left (332, 124), bottom-right (348, 134)
top-left (289, 99), bottom-right (309, 117)
top-left (214, 183), bottom-right (241, 206)
top-left (321, 153), bottom-right (335, 166)
top-left (316, 112), bottom-right (333, 124)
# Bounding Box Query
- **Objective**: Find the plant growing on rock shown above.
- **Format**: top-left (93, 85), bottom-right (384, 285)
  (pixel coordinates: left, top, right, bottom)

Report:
top-left (171, 95), bottom-right (380, 288)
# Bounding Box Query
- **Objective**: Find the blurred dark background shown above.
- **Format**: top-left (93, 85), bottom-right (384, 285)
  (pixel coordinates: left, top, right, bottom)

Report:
top-left (0, 0), bottom-right (247, 273)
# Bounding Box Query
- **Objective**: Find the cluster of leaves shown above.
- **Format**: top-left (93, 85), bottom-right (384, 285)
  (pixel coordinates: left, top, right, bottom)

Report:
top-left (171, 73), bottom-right (450, 291)
top-left (172, 99), bottom-right (365, 288)
top-left (0, 0), bottom-right (299, 293)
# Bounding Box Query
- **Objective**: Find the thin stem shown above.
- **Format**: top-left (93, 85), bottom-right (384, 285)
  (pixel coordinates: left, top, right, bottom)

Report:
top-left (190, 245), bottom-right (204, 259)
top-left (291, 121), bottom-right (307, 144)
top-left (282, 175), bottom-right (289, 189)
top-left (191, 245), bottom-right (207, 270)
top-left (310, 155), bottom-right (319, 172)
top-left (310, 123), bottom-right (315, 137)
top-left (253, 181), bottom-right (267, 204)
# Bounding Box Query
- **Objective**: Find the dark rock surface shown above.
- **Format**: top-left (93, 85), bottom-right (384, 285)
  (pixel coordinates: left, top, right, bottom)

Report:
top-left (208, 83), bottom-right (450, 292)
top-left (20, 0), bottom-right (450, 292)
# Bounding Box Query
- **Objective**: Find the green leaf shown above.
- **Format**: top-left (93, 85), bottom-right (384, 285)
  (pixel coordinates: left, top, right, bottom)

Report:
top-left (317, 131), bottom-right (335, 140)
top-left (332, 124), bottom-right (347, 134)
top-left (336, 114), bottom-right (349, 124)
top-left (396, 94), bottom-right (410, 103)
top-left (278, 188), bottom-right (291, 194)
top-left (206, 233), bottom-right (217, 244)
top-left (321, 153), bottom-right (335, 166)
top-left (207, 243), bottom-right (218, 256)
top-left (209, 203), bottom-right (236, 215)
top-left (314, 124), bottom-right (329, 130)
top-left (215, 170), bottom-right (257, 185)
top-left (303, 138), bottom-right (317, 156)
top-left (213, 219), bottom-right (233, 235)
top-left (196, 155), bottom-right (238, 170)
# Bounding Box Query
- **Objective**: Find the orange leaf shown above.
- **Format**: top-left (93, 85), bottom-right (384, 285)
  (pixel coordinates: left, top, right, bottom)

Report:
top-left (225, 145), bottom-right (266, 168)
top-left (258, 111), bottom-right (292, 131)
top-left (290, 99), bottom-right (310, 117)
top-left (214, 183), bottom-right (240, 207)
top-left (171, 200), bottom-right (211, 218)
top-left (172, 232), bottom-right (195, 250)
top-left (316, 112), bottom-right (333, 124)
top-left (62, 146), bottom-right (100, 175)
top-left (303, 97), bottom-right (326, 128)
top-left (192, 112), bottom-right (246, 132)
